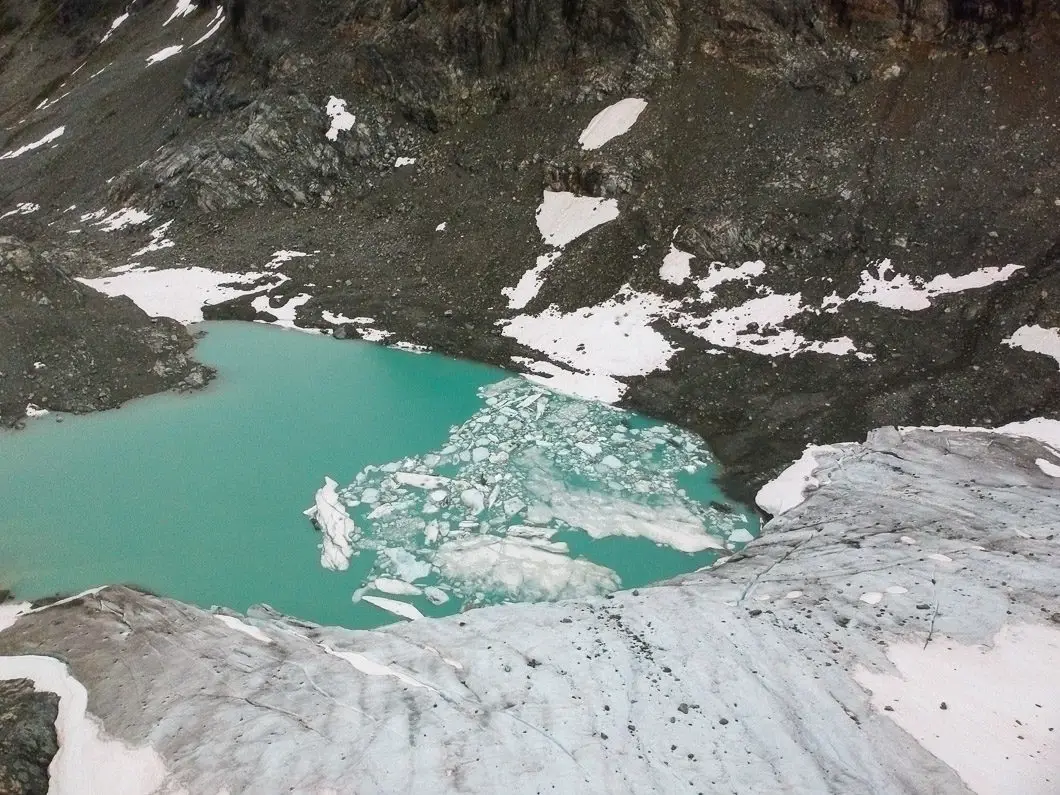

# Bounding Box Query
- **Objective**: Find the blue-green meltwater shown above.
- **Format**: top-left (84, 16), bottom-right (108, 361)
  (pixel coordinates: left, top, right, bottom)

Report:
top-left (0, 322), bottom-right (759, 628)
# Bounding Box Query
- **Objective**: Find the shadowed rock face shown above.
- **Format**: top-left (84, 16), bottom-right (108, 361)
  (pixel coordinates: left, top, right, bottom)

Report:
top-left (0, 678), bottom-right (58, 795)
top-left (0, 237), bottom-right (209, 425)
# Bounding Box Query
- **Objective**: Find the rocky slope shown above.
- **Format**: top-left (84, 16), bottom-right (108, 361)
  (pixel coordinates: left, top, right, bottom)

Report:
top-left (1, 1), bottom-right (1058, 489)
top-left (1, 423), bottom-right (1058, 792)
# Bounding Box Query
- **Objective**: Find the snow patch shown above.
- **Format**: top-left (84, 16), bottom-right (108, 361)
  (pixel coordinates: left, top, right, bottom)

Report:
top-left (659, 241), bottom-right (694, 285)
top-left (756, 444), bottom-right (851, 516)
top-left (0, 202), bottom-right (40, 220)
top-left (265, 249), bottom-right (309, 269)
top-left (192, 7), bottom-right (225, 46)
top-left (251, 293), bottom-right (313, 330)
top-left (96, 208), bottom-right (152, 231)
top-left (394, 156), bottom-right (416, 167)
top-left (145, 45), bottom-right (184, 66)
top-left (215, 614), bottom-right (272, 643)
top-left (535, 191), bottom-right (619, 248)
top-left (163, 0), bottom-right (196, 25)
top-left (1035, 458), bottom-right (1060, 477)
top-left (100, 12), bottom-right (129, 43)
top-left (132, 220), bottom-right (174, 256)
top-left (855, 623), bottom-right (1060, 795)
top-left (502, 251), bottom-right (561, 310)
top-left (578, 98), bottom-right (647, 150)
top-left (325, 97), bottom-right (355, 142)
top-left (0, 126), bottom-right (64, 160)
top-left (0, 655), bottom-right (167, 795)
top-left (1003, 324), bottom-right (1060, 369)
top-left (25, 403), bottom-right (50, 418)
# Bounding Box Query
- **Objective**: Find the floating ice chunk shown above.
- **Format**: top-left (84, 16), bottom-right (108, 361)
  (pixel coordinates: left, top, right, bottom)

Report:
top-left (578, 98), bottom-right (647, 150)
top-left (423, 586), bottom-right (449, 605)
top-left (304, 476), bottom-right (356, 571)
top-left (503, 251), bottom-right (561, 310)
top-left (829, 259), bottom-right (1023, 312)
top-left (132, 220), bottom-right (174, 256)
top-left (361, 595), bottom-right (424, 621)
top-left (164, 0), bottom-right (196, 25)
top-left (325, 96), bottom-right (355, 141)
top-left (381, 548), bottom-right (431, 582)
top-left (394, 472), bottom-right (454, 490)
top-left (100, 12), bottom-right (129, 43)
top-left (1036, 458), bottom-right (1060, 477)
top-left (1003, 324), bottom-right (1060, 369)
top-left (370, 578), bottom-right (423, 596)
top-left (192, 7), bottom-right (225, 46)
top-left (0, 202), bottom-right (41, 220)
top-left (78, 266), bottom-right (279, 325)
top-left (435, 535), bottom-right (619, 601)
top-left (460, 488), bottom-right (485, 514)
top-left (215, 614), bottom-right (272, 643)
top-left (507, 525), bottom-right (557, 541)
top-left (548, 489), bottom-right (725, 553)
top-left (265, 249), bottom-right (309, 269)
top-left (394, 156), bottom-right (416, 167)
top-left (727, 526), bottom-right (756, 544)
top-left (96, 208), bottom-right (152, 231)
top-left (860, 592), bottom-right (883, 605)
top-left (0, 126), bottom-right (64, 160)
top-left (576, 441), bottom-right (602, 457)
top-left (535, 191), bottom-right (619, 248)
top-left (0, 655), bottom-right (167, 794)
top-left (145, 45), bottom-right (184, 66)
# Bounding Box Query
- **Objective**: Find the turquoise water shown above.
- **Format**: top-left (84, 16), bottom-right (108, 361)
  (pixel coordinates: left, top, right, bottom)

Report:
top-left (0, 322), bottom-right (758, 629)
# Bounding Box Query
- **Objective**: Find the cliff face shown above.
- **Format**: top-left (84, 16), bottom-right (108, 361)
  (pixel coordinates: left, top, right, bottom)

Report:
top-left (1, 424), bottom-right (1058, 792)
top-left (0, 0), bottom-right (1057, 487)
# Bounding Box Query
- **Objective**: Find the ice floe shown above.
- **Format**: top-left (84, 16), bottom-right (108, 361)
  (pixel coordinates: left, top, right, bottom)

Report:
top-left (0, 202), bottom-right (40, 220)
top-left (309, 378), bottom-right (752, 614)
top-left (578, 97), bottom-right (647, 150)
top-left (145, 45), bottom-right (184, 66)
top-left (824, 259), bottom-right (1023, 312)
top-left (0, 126), bottom-right (64, 160)
top-left (1003, 324), bottom-right (1060, 368)
top-left (304, 476), bottom-right (356, 571)
top-left (435, 536), bottom-right (619, 601)
top-left (324, 96), bottom-right (355, 141)
top-left (0, 655), bottom-right (167, 795)
top-left (361, 595), bottom-right (424, 621)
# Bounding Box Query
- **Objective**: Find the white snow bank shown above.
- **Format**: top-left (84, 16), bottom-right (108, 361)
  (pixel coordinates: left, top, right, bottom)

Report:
top-left (0, 602), bottom-right (31, 632)
top-left (502, 251), bottom-right (560, 310)
top-left (251, 293), bottom-right (313, 330)
top-left (265, 249), bottom-right (309, 269)
top-left (1003, 324), bottom-right (1060, 368)
top-left (0, 655), bottom-right (167, 795)
top-left (755, 445), bottom-right (849, 516)
top-left (145, 45), bottom-right (184, 66)
top-left (435, 535), bottom-right (619, 601)
top-left (304, 477), bottom-right (356, 571)
top-left (0, 126), bottom-right (64, 160)
top-left (325, 97), bottom-right (355, 141)
top-left (855, 623), bottom-right (1060, 795)
top-left (0, 202), bottom-right (40, 219)
top-left (659, 241), bottom-right (694, 285)
top-left (192, 7), bottom-right (225, 46)
top-left (79, 266), bottom-right (277, 325)
top-left (132, 220), bottom-right (174, 256)
top-left (215, 615), bottom-right (272, 644)
top-left (693, 260), bottom-right (766, 302)
top-left (513, 358), bottom-right (625, 404)
top-left (163, 0), bottom-right (196, 25)
top-left (500, 287), bottom-right (677, 400)
top-left (578, 98), bottom-right (647, 150)
top-left (100, 12), bottom-right (128, 43)
top-left (535, 191), bottom-right (619, 248)
top-left (96, 208), bottom-right (151, 231)
top-left (1035, 458), bottom-right (1060, 477)
top-left (827, 259), bottom-right (1022, 312)
top-left (900, 418), bottom-right (1060, 456)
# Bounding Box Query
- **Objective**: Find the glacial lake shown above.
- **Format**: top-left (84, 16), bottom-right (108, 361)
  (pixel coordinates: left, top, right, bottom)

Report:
top-left (0, 322), bottom-right (758, 629)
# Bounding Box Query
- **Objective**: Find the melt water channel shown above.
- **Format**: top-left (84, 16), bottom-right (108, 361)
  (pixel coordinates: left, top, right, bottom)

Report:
top-left (0, 322), bottom-right (759, 629)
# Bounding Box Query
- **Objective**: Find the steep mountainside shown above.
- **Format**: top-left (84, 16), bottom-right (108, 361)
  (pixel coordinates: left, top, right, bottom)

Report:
top-left (1, 0), bottom-right (1058, 493)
